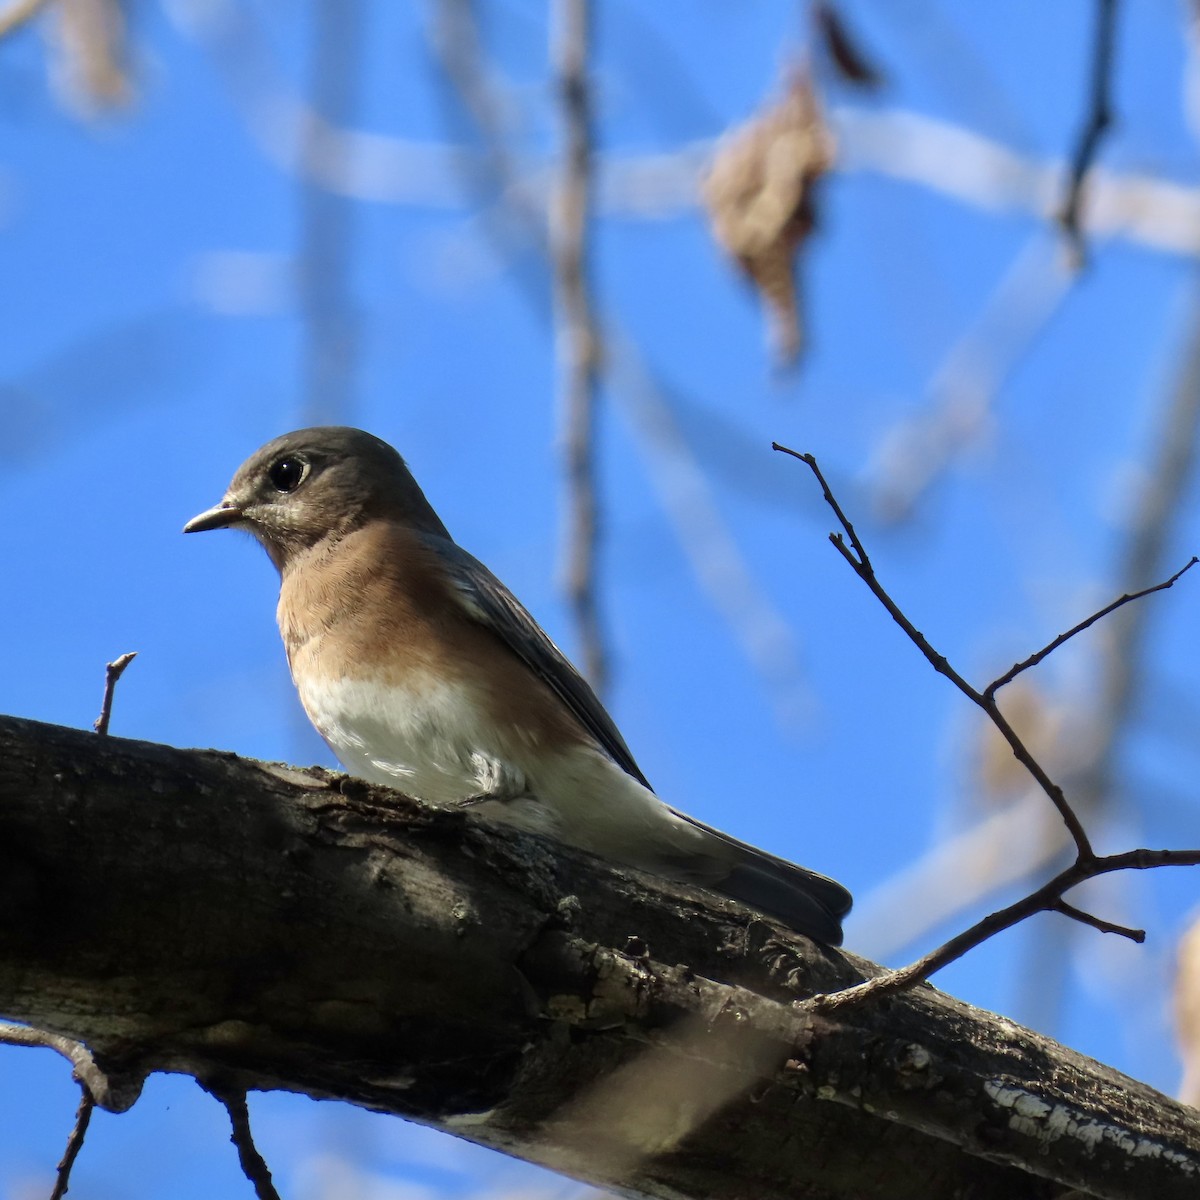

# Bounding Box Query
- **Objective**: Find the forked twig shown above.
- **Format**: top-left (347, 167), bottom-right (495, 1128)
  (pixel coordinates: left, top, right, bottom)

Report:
top-left (773, 443), bottom-right (1094, 859)
top-left (773, 444), bottom-right (1200, 1009)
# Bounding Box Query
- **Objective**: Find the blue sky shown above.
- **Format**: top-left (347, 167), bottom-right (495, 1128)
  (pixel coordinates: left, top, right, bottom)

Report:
top-left (3, 1), bottom-right (1200, 1196)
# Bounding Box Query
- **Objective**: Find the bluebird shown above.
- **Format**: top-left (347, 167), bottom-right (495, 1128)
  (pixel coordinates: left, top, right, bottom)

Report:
top-left (185, 427), bottom-right (851, 943)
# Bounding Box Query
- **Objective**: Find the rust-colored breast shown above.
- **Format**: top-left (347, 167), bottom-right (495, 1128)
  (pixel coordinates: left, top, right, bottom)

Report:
top-left (276, 522), bottom-right (589, 754)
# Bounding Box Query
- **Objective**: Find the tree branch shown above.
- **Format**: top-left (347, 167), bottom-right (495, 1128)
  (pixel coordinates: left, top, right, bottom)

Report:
top-left (1, 713), bottom-right (1197, 1199)
top-left (0, 1020), bottom-right (142, 1111)
top-left (774, 444), bottom-right (1200, 1008)
top-left (773, 442), bottom-right (1095, 858)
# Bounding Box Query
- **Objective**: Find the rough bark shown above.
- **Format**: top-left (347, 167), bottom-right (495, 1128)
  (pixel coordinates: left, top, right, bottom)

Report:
top-left (0, 713), bottom-right (1196, 1200)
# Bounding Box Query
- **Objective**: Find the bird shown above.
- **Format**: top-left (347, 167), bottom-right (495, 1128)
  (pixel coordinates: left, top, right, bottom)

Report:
top-left (184, 427), bottom-right (852, 943)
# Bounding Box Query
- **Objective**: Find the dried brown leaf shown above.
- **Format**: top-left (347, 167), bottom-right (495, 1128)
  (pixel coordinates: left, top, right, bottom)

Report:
top-left (703, 73), bottom-right (834, 364)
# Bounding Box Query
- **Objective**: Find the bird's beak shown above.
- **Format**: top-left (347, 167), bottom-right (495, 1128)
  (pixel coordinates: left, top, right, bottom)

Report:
top-left (183, 502), bottom-right (244, 534)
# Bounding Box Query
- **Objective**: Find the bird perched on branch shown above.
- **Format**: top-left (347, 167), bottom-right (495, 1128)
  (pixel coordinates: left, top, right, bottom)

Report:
top-left (185, 427), bottom-right (851, 944)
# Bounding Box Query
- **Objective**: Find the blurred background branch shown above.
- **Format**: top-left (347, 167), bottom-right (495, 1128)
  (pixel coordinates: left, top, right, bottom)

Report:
top-left (550, 0), bottom-right (607, 692)
top-left (0, 0), bottom-right (52, 40)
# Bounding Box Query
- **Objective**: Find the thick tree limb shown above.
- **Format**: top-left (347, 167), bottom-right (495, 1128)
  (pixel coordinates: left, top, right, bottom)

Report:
top-left (0, 713), bottom-right (1197, 1200)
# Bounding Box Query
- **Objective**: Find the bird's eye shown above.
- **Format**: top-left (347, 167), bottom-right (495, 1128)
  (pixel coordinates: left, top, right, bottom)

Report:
top-left (268, 456), bottom-right (308, 493)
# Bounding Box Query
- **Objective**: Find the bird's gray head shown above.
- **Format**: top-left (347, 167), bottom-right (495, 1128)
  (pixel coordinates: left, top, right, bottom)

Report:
top-left (184, 426), bottom-right (449, 569)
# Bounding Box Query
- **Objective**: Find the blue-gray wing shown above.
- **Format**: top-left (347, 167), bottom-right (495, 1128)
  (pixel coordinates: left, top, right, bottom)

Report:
top-left (423, 533), bottom-right (652, 790)
top-left (668, 806), bottom-right (853, 942)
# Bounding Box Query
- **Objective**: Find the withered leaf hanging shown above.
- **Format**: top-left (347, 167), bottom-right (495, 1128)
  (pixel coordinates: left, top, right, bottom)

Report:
top-left (702, 72), bottom-right (834, 365)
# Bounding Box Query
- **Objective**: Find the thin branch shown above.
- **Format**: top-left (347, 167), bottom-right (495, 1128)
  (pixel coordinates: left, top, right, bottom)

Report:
top-left (776, 447), bottom-right (1200, 1008)
top-left (848, 792), bottom-right (1070, 962)
top-left (814, 847), bottom-right (1199, 1012)
top-left (0, 1021), bottom-right (141, 1111)
top-left (1058, 0), bottom-right (1119, 266)
top-left (0, 0), bottom-right (53, 38)
top-left (203, 1083), bottom-right (282, 1200)
top-left (49, 1086), bottom-right (95, 1200)
top-left (551, 0), bottom-right (608, 694)
top-left (772, 443), bottom-right (869, 566)
top-left (93, 651), bottom-right (136, 736)
top-left (1052, 899), bottom-right (1144, 941)
top-left (774, 443), bottom-right (1095, 858)
top-left (985, 557), bottom-right (1198, 698)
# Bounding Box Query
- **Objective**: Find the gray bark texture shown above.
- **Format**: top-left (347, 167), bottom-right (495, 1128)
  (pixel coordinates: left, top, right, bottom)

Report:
top-left (0, 712), bottom-right (1197, 1200)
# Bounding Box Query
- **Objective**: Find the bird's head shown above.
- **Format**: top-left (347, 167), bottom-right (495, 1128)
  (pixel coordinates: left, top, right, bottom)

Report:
top-left (184, 426), bottom-right (449, 570)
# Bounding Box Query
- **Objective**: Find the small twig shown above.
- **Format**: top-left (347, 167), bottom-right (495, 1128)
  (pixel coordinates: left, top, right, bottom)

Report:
top-left (93, 652), bottom-right (136, 736)
top-left (984, 557), bottom-right (1197, 699)
top-left (811, 847), bottom-right (1198, 1012)
top-left (49, 1086), bottom-right (95, 1200)
top-left (777, 446), bottom-right (1200, 1007)
top-left (774, 444), bottom-right (1096, 858)
top-left (0, 0), bottom-right (53, 39)
top-left (1052, 899), bottom-right (1144, 941)
top-left (203, 1083), bottom-right (282, 1200)
top-left (772, 443), bottom-right (870, 566)
top-left (1058, 0), bottom-right (1119, 267)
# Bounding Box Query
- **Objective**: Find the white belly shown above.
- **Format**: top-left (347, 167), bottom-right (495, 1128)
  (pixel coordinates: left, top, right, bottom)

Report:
top-left (296, 671), bottom-right (528, 806)
top-left (295, 670), bottom-right (714, 871)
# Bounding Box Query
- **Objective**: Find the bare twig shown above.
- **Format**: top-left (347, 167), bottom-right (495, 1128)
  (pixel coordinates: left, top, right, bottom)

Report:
top-left (1052, 899), bottom-right (1144, 941)
top-left (985, 557), bottom-right (1198, 698)
top-left (813, 848), bottom-right (1197, 1011)
top-left (93, 651), bottom-right (136, 735)
top-left (49, 1086), bottom-right (95, 1200)
top-left (551, 0), bottom-right (608, 694)
top-left (203, 1083), bottom-right (281, 1200)
top-left (774, 445), bottom-right (1200, 1008)
top-left (862, 294), bottom-right (1200, 1011)
top-left (1058, 0), bottom-right (1119, 266)
top-left (0, 0), bottom-right (52, 38)
top-left (774, 443), bottom-right (1095, 858)
top-left (0, 1021), bottom-right (141, 1111)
